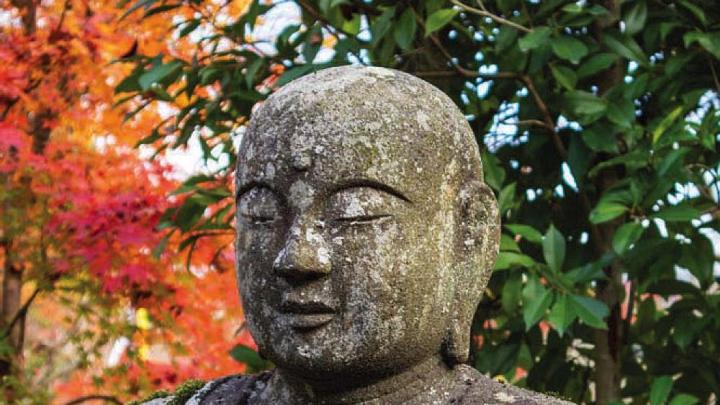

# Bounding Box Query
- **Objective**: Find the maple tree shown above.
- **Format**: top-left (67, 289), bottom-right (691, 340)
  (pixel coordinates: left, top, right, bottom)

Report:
top-left (1, 0), bottom-right (254, 403)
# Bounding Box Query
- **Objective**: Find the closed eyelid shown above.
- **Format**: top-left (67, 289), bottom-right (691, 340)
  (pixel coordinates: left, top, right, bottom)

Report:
top-left (236, 181), bottom-right (280, 201)
top-left (329, 180), bottom-right (413, 204)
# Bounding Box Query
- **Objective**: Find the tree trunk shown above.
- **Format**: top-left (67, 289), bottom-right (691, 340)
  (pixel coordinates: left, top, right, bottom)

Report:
top-left (1, 3), bottom-right (39, 398)
top-left (590, 0), bottom-right (625, 402)
top-left (0, 240), bottom-right (23, 376)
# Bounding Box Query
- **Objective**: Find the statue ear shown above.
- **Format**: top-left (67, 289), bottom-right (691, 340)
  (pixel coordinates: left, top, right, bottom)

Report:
top-left (443, 180), bottom-right (500, 365)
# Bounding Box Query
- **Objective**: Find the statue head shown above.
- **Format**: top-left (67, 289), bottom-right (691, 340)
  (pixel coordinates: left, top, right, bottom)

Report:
top-left (235, 66), bottom-right (499, 384)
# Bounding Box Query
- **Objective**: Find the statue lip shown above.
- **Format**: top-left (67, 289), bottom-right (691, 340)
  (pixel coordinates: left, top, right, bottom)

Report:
top-left (280, 300), bottom-right (337, 330)
top-left (280, 300), bottom-right (336, 315)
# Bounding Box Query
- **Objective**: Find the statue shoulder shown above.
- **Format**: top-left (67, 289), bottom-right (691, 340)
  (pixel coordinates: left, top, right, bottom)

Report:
top-left (136, 372), bottom-right (272, 405)
top-left (452, 365), bottom-right (575, 405)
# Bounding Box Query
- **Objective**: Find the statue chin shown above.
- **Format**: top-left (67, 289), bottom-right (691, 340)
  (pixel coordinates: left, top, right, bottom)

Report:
top-left (248, 309), bottom-right (448, 384)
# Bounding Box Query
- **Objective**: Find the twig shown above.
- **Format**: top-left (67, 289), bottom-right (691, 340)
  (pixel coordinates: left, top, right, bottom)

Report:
top-left (515, 119), bottom-right (549, 128)
top-left (1, 288), bottom-right (41, 338)
top-left (518, 74), bottom-right (566, 156)
top-left (64, 395), bottom-right (122, 405)
top-left (54, 0), bottom-right (71, 33)
top-left (450, 0), bottom-right (532, 33)
top-left (296, 0), bottom-right (357, 38)
top-left (708, 57), bottom-right (720, 94)
top-left (0, 98), bottom-right (19, 120)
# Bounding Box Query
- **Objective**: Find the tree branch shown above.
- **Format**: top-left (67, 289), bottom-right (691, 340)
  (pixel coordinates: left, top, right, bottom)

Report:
top-left (1, 288), bottom-right (40, 339)
top-left (449, 0), bottom-right (532, 33)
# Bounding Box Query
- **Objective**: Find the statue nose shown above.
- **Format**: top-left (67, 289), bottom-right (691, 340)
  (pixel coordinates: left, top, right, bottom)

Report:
top-left (273, 222), bottom-right (331, 282)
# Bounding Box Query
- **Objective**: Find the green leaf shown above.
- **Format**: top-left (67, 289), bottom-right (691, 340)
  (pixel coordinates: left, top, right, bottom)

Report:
top-left (577, 53), bottom-right (618, 78)
top-left (551, 36), bottom-right (588, 64)
top-left (548, 294), bottom-right (577, 336)
top-left (570, 295), bottom-right (608, 329)
top-left (678, 0), bottom-right (707, 26)
top-left (278, 64), bottom-right (316, 86)
top-left (603, 32), bottom-right (648, 66)
top-left (550, 64), bottom-right (577, 90)
top-left (624, 1), bottom-right (647, 35)
top-left (683, 31), bottom-right (720, 59)
top-left (134, 128), bottom-right (162, 147)
top-left (121, 0), bottom-right (157, 20)
top-left (245, 58), bottom-right (265, 89)
top-left (143, 3), bottom-right (180, 18)
top-left (505, 224), bottom-right (543, 244)
top-left (652, 204), bottom-right (701, 222)
top-left (668, 394), bottom-right (699, 405)
top-left (481, 151), bottom-right (506, 191)
top-left (425, 8), bottom-right (458, 37)
top-left (303, 24), bottom-right (323, 63)
top-left (500, 234), bottom-right (521, 252)
top-left (656, 148), bottom-right (688, 178)
top-left (606, 98), bottom-right (636, 128)
top-left (501, 272), bottom-right (522, 312)
top-left (590, 201), bottom-right (628, 224)
top-left (139, 60), bottom-right (183, 91)
top-left (651, 106), bottom-right (683, 144)
top-left (522, 276), bottom-right (553, 329)
top-left (151, 233), bottom-right (171, 259)
top-left (543, 225), bottom-right (566, 272)
top-left (371, 6), bottom-right (396, 45)
top-left (566, 90), bottom-right (608, 117)
top-left (568, 131), bottom-right (591, 179)
top-left (495, 251), bottom-right (536, 270)
top-left (612, 222), bottom-right (644, 254)
top-left (229, 344), bottom-right (271, 373)
top-left (561, 3), bottom-right (583, 13)
top-left (588, 149), bottom-right (649, 177)
top-left (582, 125), bottom-right (619, 153)
top-left (394, 8), bottom-right (417, 50)
top-left (650, 376), bottom-right (674, 405)
top-left (566, 256), bottom-right (611, 283)
top-left (341, 14), bottom-right (361, 35)
top-left (518, 26), bottom-right (551, 52)
top-left (179, 19), bottom-right (201, 38)
top-left (498, 182), bottom-right (516, 214)
top-left (115, 69), bottom-right (142, 93)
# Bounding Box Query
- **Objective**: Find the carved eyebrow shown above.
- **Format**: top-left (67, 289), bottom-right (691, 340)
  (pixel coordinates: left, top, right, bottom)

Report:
top-left (330, 179), bottom-right (413, 204)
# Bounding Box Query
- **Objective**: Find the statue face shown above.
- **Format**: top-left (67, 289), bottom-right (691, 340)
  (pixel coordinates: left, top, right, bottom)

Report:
top-left (235, 118), bottom-right (459, 381)
top-left (235, 66), bottom-right (496, 383)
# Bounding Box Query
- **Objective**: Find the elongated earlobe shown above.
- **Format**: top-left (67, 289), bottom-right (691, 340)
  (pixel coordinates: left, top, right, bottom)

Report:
top-left (442, 180), bottom-right (500, 365)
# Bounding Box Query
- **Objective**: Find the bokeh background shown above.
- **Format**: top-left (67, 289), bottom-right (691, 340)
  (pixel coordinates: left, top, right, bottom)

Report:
top-left (1, 0), bottom-right (719, 404)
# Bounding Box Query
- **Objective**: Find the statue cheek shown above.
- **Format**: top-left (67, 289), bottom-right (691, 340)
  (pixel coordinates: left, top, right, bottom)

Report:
top-left (331, 222), bottom-right (407, 296)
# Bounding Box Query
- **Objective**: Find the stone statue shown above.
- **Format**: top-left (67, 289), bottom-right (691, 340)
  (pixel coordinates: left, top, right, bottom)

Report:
top-left (144, 66), bottom-right (571, 404)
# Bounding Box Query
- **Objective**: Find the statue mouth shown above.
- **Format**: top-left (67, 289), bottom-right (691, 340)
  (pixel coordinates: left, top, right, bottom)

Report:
top-left (280, 300), bottom-right (336, 330)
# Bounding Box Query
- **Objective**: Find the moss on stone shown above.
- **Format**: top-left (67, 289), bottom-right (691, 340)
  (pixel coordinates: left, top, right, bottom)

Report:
top-left (128, 389), bottom-right (170, 405)
top-left (167, 379), bottom-right (205, 405)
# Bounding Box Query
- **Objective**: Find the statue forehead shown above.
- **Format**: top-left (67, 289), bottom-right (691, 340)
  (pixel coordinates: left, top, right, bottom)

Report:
top-left (238, 66), bottom-right (476, 176)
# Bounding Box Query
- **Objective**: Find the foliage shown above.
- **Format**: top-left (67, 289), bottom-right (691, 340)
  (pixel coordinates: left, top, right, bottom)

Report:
top-left (117, 0), bottom-right (720, 403)
top-left (0, 0), bottom-right (254, 402)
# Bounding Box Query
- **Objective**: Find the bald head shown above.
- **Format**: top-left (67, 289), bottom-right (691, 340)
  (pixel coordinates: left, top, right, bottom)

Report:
top-left (239, 66), bottom-right (483, 201)
top-left (235, 66), bottom-right (499, 376)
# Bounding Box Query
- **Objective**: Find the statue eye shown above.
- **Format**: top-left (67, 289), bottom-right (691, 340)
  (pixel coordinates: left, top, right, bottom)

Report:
top-left (327, 187), bottom-right (399, 225)
top-left (238, 187), bottom-right (280, 225)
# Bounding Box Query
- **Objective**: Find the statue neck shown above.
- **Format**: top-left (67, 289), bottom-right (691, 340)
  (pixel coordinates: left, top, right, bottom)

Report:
top-left (265, 355), bottom-right (457, 404)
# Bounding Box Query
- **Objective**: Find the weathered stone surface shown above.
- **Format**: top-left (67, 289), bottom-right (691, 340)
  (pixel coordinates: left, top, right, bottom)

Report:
top-left (147, 66), bottom-right (572, 404)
